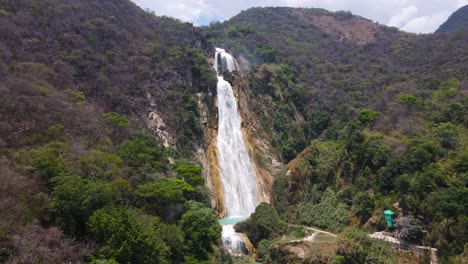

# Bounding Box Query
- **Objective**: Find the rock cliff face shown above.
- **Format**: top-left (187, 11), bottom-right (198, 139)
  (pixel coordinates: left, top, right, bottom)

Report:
top-left (198, 62), bottom-right (278, 217)
top-left (229, 71), bottom-right (279, 202)
top-left (147, 111), bottom-right (175, 148)
top-left (203, 107), bottom-right (226, 216)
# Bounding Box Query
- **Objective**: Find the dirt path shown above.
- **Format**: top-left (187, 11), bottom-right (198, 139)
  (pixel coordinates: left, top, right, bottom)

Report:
top-left (369, 232), bottom-right (438, 264)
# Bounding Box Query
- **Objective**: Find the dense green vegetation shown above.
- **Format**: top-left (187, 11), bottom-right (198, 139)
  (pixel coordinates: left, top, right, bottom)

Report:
top-left (235, 203), bottom-right (288, 247)
top-left (206, 7), bottom-right (467, 263)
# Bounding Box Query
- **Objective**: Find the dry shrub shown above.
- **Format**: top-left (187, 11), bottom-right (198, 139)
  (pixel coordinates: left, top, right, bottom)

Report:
top-left (7, 224), bottom-right (94, 264)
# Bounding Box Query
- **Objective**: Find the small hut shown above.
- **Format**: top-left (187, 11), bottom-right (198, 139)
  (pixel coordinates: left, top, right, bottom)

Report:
top-left (384, 210), bottom-right (395, 228)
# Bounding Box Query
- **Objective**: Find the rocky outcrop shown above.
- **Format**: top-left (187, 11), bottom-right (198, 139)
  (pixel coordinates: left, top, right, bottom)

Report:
top-left (147, 111), bottom-right (175, 148)
top-left (145, 91), bottom-right (176, 148)
top-left (195, 89), bottom-right (226, 217)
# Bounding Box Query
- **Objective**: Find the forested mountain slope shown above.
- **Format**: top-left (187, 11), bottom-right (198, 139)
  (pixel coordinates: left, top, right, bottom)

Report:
top-left (0, 0), bottom-right (217, 152)
top-left (436, 4), bottom-right (468, 33)
top-left (0, 0), bottom-right (223, 263)
top-left (0, 1), bottom-right (467, 263)
top-left (204, 7), bottom-right (467, 263)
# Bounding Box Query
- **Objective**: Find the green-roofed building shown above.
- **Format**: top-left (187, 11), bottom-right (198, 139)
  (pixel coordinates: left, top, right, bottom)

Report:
top-left (384, 210), bottom-right (395, 227)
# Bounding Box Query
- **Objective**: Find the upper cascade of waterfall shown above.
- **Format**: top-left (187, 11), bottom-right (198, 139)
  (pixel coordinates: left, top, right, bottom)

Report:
top-left (215, 47), bottom-right (236, 75)
top-left (215, 48), bottom-right (259, 218)
top-left (215, 48), bottom-right (261, 255)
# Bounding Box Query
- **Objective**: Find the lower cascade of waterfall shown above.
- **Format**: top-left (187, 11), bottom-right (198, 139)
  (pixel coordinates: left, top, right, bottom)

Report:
top-left (215, 48), bottom-right (260, 255)
top-left (221, 224), bottom-right (249, 255)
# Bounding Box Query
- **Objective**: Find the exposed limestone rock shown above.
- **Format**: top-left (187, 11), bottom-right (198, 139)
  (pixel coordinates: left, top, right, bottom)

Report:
top-left (236, 54), bottom-right (250, 75)
top-left (195, 90), bottom-right (226, 217)
top-left (147, 111), bottom-right (175, 148)
top-left (229, 72), bottom-right (279, 204)
top-left (146, 91), bottom-right (157, 107)
top-left (196, 92), bottom-right (209, 125)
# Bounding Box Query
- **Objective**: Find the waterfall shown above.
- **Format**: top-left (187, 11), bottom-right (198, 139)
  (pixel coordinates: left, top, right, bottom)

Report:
top-left (215, 48), bottom-right (260, 255)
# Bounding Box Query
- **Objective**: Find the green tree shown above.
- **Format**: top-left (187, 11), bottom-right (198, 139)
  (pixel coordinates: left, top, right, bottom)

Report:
top-left (79, 150), bottom-right (122, 179)
top-left (118, 134), bottom-right (167, 171)
top-left (157, 224), bottom-right (185, 263)
top-left (435, 122), bottom-right (459, 149)
top-left (356, 135), bottom-right (391, 172)
top-left (235, 203), bottom-right (287, 246)
top-left (375, 158), bottom-right (401, 194)
top-left (353, 192), bottom-right (374, 223)
top-left (51, 176), bottom-right (117, 235)
top-left (87, 206), bottom-right (170, 264)
top-left (135, 178), bottom-right (195, 215)
top-left (407, 139), bottom-right (441, 171)
top-left (103, 112), bottom-right (128, 128)
top-left (178, 206), bottom-right (221, 260)
top-left (173, 164), bottom-right (204, 186)
top-left (428, 187), bottom-right (467, 233)
top-left (30, 141), bottom-right (69, 181)
top-left (299, 188), bottom-right (350, 232)
top-left (398, 93), bottom-right (420, 105)
top-left (351, 109), bottom-right (379, 129)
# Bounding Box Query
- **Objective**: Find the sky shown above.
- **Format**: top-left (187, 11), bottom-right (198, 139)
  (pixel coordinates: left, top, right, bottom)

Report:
top-left (131, 0), bottom-right (468, 33)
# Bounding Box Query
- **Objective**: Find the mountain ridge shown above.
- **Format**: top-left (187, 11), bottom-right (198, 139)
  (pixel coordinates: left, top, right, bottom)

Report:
top-left (436, 4), bottom-right (468, 33)
top-left (0, 1), bottom-right (466, 263)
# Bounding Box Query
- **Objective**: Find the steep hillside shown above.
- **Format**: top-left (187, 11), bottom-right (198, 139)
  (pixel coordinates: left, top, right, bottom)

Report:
top-left (0, 0), bottom-right (228, 263)
top-left (436, 4), bottom-right (468, 33)
top-left (204, 6), bottom-right (467, 161)
top-left (204, 7), bottom-right (467, 263)
top-left (0, 0), bottom-right (218, 153)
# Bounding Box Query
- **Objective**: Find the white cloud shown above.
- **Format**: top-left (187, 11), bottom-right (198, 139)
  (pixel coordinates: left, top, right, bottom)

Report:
top-left (132, 0), bottom-right (214, 23)
top-left (387, 6), bottom-right (418, 27)
top-left (457, 0), bottom-right (468, 8)
top-left (130, 0), bottom-right (466, 33)
top-left (401, 11), bottom-right (451, 33)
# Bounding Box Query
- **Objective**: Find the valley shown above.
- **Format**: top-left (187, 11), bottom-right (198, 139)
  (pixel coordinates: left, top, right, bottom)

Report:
top-left (0, 1), bottom-right (466, 263)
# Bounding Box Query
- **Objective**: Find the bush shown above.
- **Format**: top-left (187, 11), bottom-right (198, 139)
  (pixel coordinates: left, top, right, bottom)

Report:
top-left (235, 203), bottom-right (287, 246)
top-left (435, 122), bottom-right (459, 149)
top-left (103, 112), bottom-right (128, 128)
top-left (173, 164), bottom-right (204, 186)
top-left (135, 178), bottom-right (195, 216)
top-left (29, 141), bottom-right (69, 180)
top-left (299, 188), bottom-right (350, 232)
top-left (354, 109), bottom-right (379, 128)
top-left (353, 192), bottom-right (374, 223)
top-left (79, 150), bottom-right (122, 179)
top-left (178, 206), bottom-right (221, 260)
top-left (337, 227), bottom-right (397, 264)
top-left (257, 238), bottom-right (279, 260)
top-left (118, 134), bottom-right (167, 171)
top-left (87, 206), bottom-right (170, 264)
top-left (51, 176), bottom-right (118, 235)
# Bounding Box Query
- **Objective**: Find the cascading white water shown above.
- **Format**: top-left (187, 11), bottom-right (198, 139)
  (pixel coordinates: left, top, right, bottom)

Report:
top-left (215, 48), bottom-right (260, 255)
